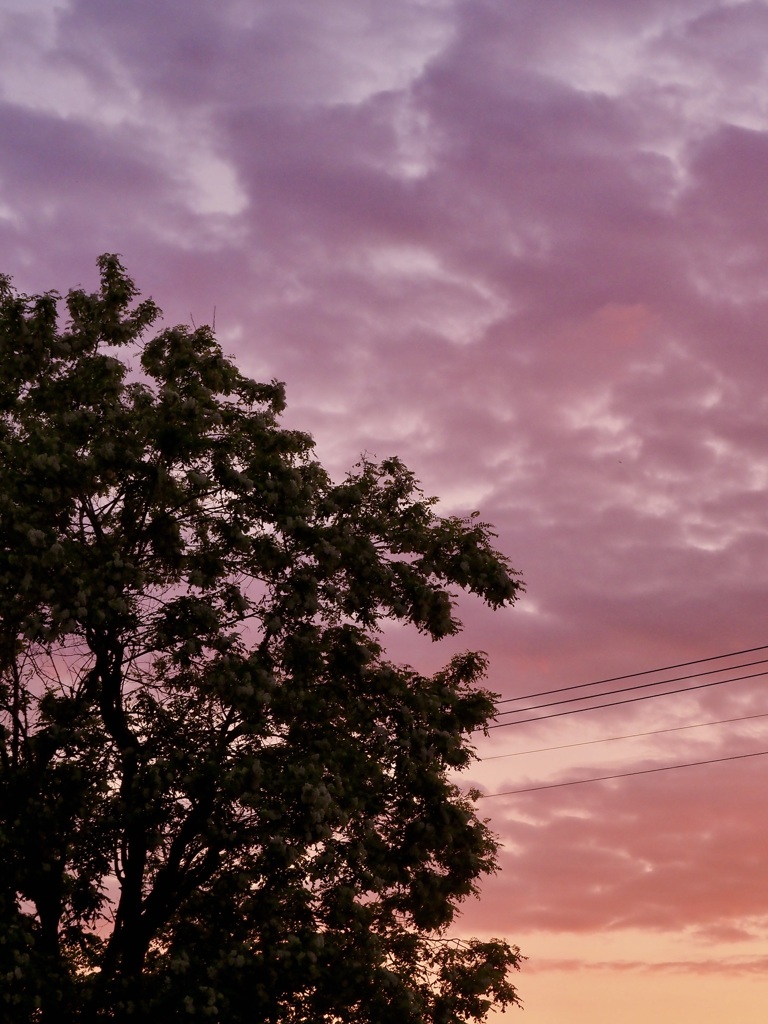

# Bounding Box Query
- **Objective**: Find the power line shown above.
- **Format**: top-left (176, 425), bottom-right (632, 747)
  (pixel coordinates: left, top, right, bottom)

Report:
top-left (486, 667), bottom-right (768, 729)
top-left (479, 709), bottom-right (768, 761)
top-left (494, 643), bottom-right (768, 705)
top-left (479, 747), bottom-right (768, 797)
top-left (493, 657), bottom-right (768, 718)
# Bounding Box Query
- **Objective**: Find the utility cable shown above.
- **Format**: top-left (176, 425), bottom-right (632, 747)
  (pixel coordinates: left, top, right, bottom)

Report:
top-left (494, 642), bottom-right (768, 705)
top-left (479, 709), bottom-right (768, 761)
top-left (493, 657), bottom-right (768, 718)
top-left (480, 747), bottom-right (768, 797)
top-left (486, 667), bottom-right (768, 729)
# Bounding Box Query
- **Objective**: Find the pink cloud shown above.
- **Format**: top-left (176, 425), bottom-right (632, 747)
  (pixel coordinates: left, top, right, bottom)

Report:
top-left (4, 2), bottom-right (768, 1004)
top-left (527, 954), bottom-right (768, 975)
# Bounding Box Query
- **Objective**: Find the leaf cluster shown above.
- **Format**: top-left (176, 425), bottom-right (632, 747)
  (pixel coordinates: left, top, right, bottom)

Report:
top-left (0, 257), bottom-right (524, 1022)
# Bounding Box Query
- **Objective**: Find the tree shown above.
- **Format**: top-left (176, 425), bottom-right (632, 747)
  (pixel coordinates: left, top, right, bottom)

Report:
top-left (0, 255), bottom-right (524, 1022)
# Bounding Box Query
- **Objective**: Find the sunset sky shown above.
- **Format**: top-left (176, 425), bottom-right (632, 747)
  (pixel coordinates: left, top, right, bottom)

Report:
top-left (4, 0), bottom-right (768, 1019)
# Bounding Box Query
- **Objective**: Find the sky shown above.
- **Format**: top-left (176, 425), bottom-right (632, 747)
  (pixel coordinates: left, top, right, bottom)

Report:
top-left (3, 0), bottom-right (768, 1019)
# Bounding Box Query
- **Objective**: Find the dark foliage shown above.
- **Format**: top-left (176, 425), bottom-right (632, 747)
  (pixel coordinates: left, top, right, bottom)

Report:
top-left (0, 256), bottom-right (524, 1022)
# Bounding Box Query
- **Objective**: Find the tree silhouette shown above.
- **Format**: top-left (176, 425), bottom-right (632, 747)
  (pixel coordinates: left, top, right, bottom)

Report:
top-left (0, 256), bottom-right (524, 1022)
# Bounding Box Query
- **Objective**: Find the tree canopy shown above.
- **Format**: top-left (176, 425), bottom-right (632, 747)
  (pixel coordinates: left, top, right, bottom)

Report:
top-left (0, 255), bottom-right (524, 1022)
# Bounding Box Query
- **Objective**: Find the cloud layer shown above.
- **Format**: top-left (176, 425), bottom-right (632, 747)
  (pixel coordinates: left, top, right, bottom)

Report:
top-left (4, 0), bottom-right (768, 1019)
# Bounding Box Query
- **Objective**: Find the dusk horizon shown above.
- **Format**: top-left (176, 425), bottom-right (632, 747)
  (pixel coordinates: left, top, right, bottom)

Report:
top-left (4, 0), bottom-right (768, 1020)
